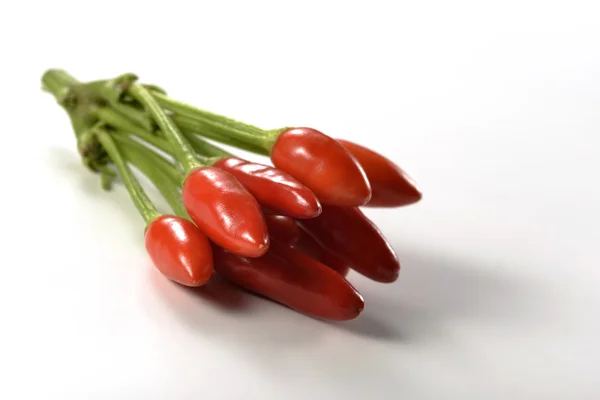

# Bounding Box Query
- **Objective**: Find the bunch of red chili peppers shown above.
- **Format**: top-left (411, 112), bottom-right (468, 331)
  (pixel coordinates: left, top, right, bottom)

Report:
top-left (42, 70), bottom-right (422, 321)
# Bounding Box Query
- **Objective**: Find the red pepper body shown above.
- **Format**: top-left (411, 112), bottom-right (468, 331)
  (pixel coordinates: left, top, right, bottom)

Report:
top-left (337, 139), bottom-right (422, 207)
top-left (212, 242), bottom-right (364, 321)
top-left (271, 127), bottom-right (371, 206)
top-left (264, 215), bottom-right (300, 246)
top-left (322, 251), bottom-right (350, 277)
top-left (145, 215), bottom-right (213, 287)
top-left (292, 226), bottom-right (350, 276)
top-left (298, 205), bottom-right (399, 283)
top-left (213, 157), bottom-right (321, 219)
top-left (182, 167), bottom-right (269, 258)
top-left (263, 214), bottom-right (349, 276)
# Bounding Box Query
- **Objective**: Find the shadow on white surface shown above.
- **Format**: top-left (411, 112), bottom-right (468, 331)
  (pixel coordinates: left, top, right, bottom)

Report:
top-left (400, 249), bottom-right (537, 317)
top-left (147, 265), bottom-right (335, 347)
top-left (149, 245), bottom-right (547, 347)
top-left (335, 244), bottom-right (549, 343)
top-left (334, 311), bottom-right (410, 341)
top-left (389, 248), bottom-right (544, 333)
top-left (178, 274), bottom-right (252, 312)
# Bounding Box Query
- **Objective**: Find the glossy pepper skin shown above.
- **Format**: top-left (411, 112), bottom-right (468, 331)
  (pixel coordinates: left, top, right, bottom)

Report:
top-left (213, 157), bottom-right (321, 219)
top-left (337, 139), bottom-right (422, 207)
top-left (298, 205), bottom-right (400, 283)
top-left (270, 127), bottom-right (371, 206)
top-left (182, 167), bottom-right (269, 258)
top-left (264, 215), bottom-right (301, 246)
top-left (262, 213), bottom-right (348, 275)
top-left (212, 241), bottom-right (364, 321)
top-left (292, 226), bottom-right (350, 276)
top-left (145, 215), bottom-right (213, 286)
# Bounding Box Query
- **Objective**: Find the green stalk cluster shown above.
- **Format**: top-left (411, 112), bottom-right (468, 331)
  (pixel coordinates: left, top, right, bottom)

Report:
top-left (41, 69), bottom-right (275, 224)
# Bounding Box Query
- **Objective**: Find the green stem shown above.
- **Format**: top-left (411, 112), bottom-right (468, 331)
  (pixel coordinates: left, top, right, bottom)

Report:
top-left (173, 114), bottom-right (270, 155)
top-left (170, 110), bottom-right (266, 143)
top-left (41, 69), bottom-right (79, 100)
top-left (153, 92), bottom-right (266, 135)
top-left (96, 107), bottom-right (172, 154)
top-left (98, 107), bottom-right (228, 163)
top-left (154, 93), bottom-right (279, 151)
top-left (113, 102), bottom-right (154, 132)
top-left (115, 138), bottom-right (188, 218)
top-left (128, 83), bottom-right (203, 172)
top-left (128, 129), bottom-right (173, 157)
top-left (185, 134), bottom-right (233, 158)
top-left (94, 128), bottom-right (160, 225)
top-left (85, 79), bottom-right (110, 94)
top-left (69, 112), bottom-right (91, 142)
top-left (143, 83), bottom-right (167, 95)
top-left (112, 133), bottom-right (183, 186)
top-left (96, 107), bottom-right (147, 136)
top-left (98, 80), bottom-right (155, 132)
top-left (42, 70), bottom-right (103, 142)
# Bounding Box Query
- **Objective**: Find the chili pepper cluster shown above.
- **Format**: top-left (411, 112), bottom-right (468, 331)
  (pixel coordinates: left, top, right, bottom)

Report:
top-left (42, 70), bottom-right (422, 321)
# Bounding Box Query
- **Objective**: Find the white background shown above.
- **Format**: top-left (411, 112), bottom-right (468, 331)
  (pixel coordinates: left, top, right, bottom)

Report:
top-left (1, 1), bottom-right (599, 398)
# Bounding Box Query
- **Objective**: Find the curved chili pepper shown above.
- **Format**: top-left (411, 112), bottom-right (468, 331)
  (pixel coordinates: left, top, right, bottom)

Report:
top-left (298, 205), bottom-right (399, 283)
top-left (337, 139), bottom-right (422, 207)
top-left (212, 242), bottom-right (364, 321)
top-left (270, 127), bottom-right (371, 206)
top-left (322, 251), bottom-right (351, 277)
top-left (145, 215), bottom-right (213, 287)
top-left (264, 213), bottom-right (350, 276)
top-left (292, 226), bottom-right (350, 276)
top-left (264, 215), bottom-right (301, 246)
top-left (213, 157), bottom-right (321, 219)
top-left (182, 167), bottom-right (269, 258)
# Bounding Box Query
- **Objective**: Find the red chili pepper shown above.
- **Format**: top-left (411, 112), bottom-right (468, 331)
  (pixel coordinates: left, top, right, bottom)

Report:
top-left (264, 215), bottom-right (300, 246)
top-left (264, 213), bottom-right (350, 276)
top-left (212, 242), bottom-right (364, 321)
top-left (145, 215), bottom-right (213, 286)
top-left (270, 127), bottom-right (371, 206)
top-left (337, 139), bottom-right (422, 207)
top-left (298, 205), bottom-right (399, 283)
top-left (182, 167), bottom-right (269, 258)
top-left (292, 226), bottom-right (350, 276)
top-left (322, 251), bottom-right (350, 277)
top-left (213, 157), bottom-right (321, 219)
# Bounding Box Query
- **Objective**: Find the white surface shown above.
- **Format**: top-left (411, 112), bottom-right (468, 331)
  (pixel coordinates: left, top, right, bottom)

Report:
top-left (1, 1), bottom-right (599, 398)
